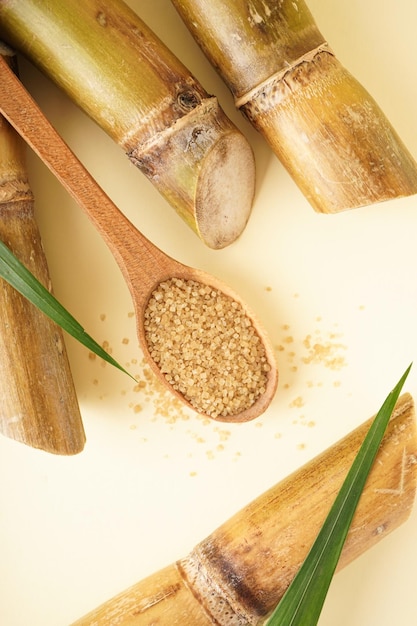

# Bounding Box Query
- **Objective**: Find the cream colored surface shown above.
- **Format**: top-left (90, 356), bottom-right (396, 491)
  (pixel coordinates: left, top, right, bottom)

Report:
top-left (1, 1), bottom-right (417, 624)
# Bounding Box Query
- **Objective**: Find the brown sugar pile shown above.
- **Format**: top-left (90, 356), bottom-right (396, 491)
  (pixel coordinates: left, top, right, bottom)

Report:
top-left (143, 278), bottom-right (271, 418)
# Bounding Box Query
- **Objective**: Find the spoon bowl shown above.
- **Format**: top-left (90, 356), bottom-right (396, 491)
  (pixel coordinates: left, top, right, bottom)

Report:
top-left (0, 54), bottom-right (278, 422)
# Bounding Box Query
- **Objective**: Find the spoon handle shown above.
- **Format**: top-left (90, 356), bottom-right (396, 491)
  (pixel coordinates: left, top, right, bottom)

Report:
top-left (0, 55), bottom-right (279, 422)
top-left (0, 55), bottom-right (169, 294)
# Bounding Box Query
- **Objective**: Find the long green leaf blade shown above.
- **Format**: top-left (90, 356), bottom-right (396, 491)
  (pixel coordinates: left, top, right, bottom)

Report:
top-left (0, 240), bottom-right (136, 381)
top-left (266, 364), bottom-right (412, 626)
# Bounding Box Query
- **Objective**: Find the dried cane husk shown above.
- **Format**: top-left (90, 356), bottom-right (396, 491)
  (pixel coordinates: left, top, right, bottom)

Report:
top-left (0, 49), bottom-right (85, 455)
top-left (72, 394), bottom-right (417, 624)
top-left (0, 0), bottom-right (255, 248)
top-left (171, 0), bottom-right (417, 213)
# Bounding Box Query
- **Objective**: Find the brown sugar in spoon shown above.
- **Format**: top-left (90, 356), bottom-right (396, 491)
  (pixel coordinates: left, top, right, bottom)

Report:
top-left (0, 55), bottom-right (278, 422)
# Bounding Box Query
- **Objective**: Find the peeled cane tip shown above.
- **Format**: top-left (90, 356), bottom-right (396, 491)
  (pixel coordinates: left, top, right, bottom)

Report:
top-left (195, 131), bottom-right (255, 249)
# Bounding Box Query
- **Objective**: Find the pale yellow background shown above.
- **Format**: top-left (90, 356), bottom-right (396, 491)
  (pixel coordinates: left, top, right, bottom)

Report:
top-left (1, 1), bottom-right (417, 624)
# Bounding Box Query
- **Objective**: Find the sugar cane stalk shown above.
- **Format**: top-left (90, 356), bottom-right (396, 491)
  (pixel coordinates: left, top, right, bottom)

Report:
top-left (0, 0), bottom-right (256, 249)
top-left (0, 48), bottom-right (85, 455)
top-left (72, 393), bottom-right (417, 624)
top-left (171, 0), bottom-right (417, 214)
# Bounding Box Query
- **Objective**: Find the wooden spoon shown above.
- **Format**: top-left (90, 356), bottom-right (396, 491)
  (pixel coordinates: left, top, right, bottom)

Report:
top-left (0, 55), bottom-right (278, 423)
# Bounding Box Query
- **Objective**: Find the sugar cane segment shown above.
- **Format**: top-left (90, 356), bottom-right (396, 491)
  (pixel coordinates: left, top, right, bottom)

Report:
top-left (0, 50), bottom-right (85, 454)
top-left (72, 393), bottom-right (417, 624)
top-left (0, 0), bottom-right (255, 249)
top-left (171, 0), bottom-right (417, 213)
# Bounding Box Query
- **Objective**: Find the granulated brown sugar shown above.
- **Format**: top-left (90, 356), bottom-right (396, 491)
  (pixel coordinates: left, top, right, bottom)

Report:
top-left (143, 278), bottom-right (271, 418)
top-left (302, 332), bottom-right (346, 370)
top-left (289, 396), bottom-right (305, 408)
top-left (132, 362), bottom-right (193, 425)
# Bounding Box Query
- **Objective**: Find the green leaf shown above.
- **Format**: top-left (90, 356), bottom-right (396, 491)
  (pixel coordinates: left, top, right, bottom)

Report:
top-left (0, 240), bottom-right (136, 381)
top-left (266, 364), bottom-right (412, 626)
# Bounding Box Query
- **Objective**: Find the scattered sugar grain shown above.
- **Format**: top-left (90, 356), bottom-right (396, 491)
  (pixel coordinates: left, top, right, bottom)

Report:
top-left (302, 331), bottom-right (347, 371)
top-left (213, 428), bottom-right (231, 442)
top-left (289, 396), bottom-right (305, 408)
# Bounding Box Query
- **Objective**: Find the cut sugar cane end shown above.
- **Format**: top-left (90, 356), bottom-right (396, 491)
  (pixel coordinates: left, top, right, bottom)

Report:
top-left (127, 96), bottom-right (256, 249)
top-left (0, 0), bottom-right (256, 248)
top-left (195, 128), bottom-right (255, 249)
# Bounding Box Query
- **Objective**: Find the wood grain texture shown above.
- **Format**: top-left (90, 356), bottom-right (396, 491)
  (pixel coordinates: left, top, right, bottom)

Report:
top-left (0, 55), bottom-right (278, 423)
